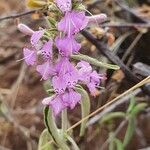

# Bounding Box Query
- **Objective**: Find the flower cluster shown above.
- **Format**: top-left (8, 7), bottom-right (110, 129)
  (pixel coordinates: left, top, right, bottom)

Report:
top-left (18, 0), bottom-right (107, 116)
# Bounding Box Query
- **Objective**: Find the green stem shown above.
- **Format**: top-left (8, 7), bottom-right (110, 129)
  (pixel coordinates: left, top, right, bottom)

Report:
top-left (71, 54), bottom-right (120, 70)
top-left (44, 107), bottom-right (70, 150)
top-left (62, 109), bottom-right (68, 132)
top-left (123, 116), bottom-right (135, 147)
top-left (66, 135), bottom-right (80, 150)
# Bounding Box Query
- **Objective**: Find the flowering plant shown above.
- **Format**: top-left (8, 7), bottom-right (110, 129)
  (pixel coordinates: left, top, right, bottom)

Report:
top-left (18, 0), bottom-right (119, 149)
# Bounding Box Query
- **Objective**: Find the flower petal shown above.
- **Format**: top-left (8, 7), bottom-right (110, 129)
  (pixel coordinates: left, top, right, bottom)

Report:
top-left (58, 11), bottom-right (88, 36)
top-left (52, 75), bottom-right (67, 94)
top-left (62, 90), bottom-right (81, 109)
top-left (55, 0), bottom-right (72, 13)
top-left (54, 57), bottom-right (74, 75)
top-left (30, 30), bottom-right (44, 46)
top-left (23, 48), bottom-right (36, 65)
top-left (36, 61), bottom-right (54, 80)
top-left (49, 96), bottom-right (65, 116)
top-left (55, 36), bottom-right (81, 56)
top-left (87, 82), bottom-right (100, 97)
top-left (40, 39), bottom-right (53, 60)
top-left (42, 96), bottom-right (54, 105)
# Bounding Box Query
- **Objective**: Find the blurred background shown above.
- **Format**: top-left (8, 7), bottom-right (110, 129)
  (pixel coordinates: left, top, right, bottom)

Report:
top-left (0, 0), bottom-right (150, 150)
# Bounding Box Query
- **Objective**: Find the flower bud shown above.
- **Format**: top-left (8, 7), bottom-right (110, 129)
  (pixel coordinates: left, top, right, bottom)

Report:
top-left (26, 0), bottom-right (47, 8)
top-left (87, 13), bottom-right (107, 25)
top-left (17, 23), bottom-right (34, 35)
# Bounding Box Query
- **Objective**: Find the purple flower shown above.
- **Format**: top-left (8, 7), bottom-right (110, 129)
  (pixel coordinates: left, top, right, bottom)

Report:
top-left (58, 11), bottom-right (88, 36)
top-left (23, 48), bottom-right (36, 65)
top-left (77, 61), bottom-right (92, 82)
top-left (55, 36), bottom-right (81, 56)
top-left (77, 61), bottom-right (106, 96)
top-left (62, 89), bottom-right (81, 109)
top-left (42, 95), bottom-right (66, 116)
top-left (36, 61), bottom-right (54, 80)
top-left (54, 57), bottom-right (75, 75)
top-left (23, 34), bottom-right (54, 80)
top-left (55, 0), bottom-right (72, 13)
top-left (52, 75), bottom-right (67, 94)
top-left (38, 39), bottom-right (53, 61)
top-left (22, 30), bottom-right (45, 66)
top-left (30, 30), bottom-right (44, 46)
top-left (42, 89), bottom-right (81, 116)
top-left (52, 57), bottom-right (79, 93)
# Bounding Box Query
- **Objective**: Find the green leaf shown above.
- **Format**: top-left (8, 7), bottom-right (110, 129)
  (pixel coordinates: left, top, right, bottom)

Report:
top-left (100, 112), bottom-right (126, 124)
top-left (38, 129), bottom-right (55, 150)
top-left (44, 107), bottom-right (70, 150)
top-left (127, 96), bottom-right (136, 114)
top-left (131, 103), bottom-right (147, 116)
top-left (114, 138), bottom-right (124, 150)
top-left (109, 132), bottom-right (115, 150)
top-left (123, 117), bottom-right (135, 147)
top-left (71, 54), bottom-right (120, 70)
top-left (75, 87), bottom-right (91, 137)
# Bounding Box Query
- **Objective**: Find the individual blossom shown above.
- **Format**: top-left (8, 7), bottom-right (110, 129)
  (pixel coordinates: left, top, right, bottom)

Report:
top-left (37, 39), bottom-right (53, 61)
top-left (52, 57), bottom-right (79, 94)
top-left (55, 36), bottom-right (81, 56)
top-left (62, 89), bottom-right (81, 109)
top-left (77, 61), bottom-right (92, 82)
top-left (55, 0), bottom-right (72, 13)
top-left (36, 61), bottom-right (55, 80)
top-left (19, 26), bottom-right (54, 80)
top-left (42, 89), bottom-right (81, 116)
top-left (58, 11), bottom-right (88, 36)
top-left (23, 48), bottom-right (37, 66)
top-left (22, 30), bottom-right (44, 66)
top-left (77, 61), bottom-right (106, 96)
top-left (36, 39), bottom-right (55, 80)
top-left (30, 30), bottom-right (44, 46)
top-left (42, 95), bottom-right (66, 116)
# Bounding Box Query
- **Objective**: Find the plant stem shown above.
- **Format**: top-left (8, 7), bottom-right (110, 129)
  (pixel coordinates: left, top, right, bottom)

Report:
top-left (62, 109), bottom-right (68, 132)
top-left (67, 135), bottom-right (80, 150)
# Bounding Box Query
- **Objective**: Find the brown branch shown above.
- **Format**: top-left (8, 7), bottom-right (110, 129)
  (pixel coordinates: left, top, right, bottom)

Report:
top-left (0, 9), bottom-right (39, 22)
top-left (114, 0), bottom-right (148, 23)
